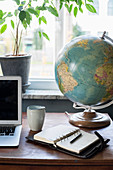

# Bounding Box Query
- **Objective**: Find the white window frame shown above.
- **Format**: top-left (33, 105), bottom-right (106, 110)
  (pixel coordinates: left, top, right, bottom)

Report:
top-left (28, 78), bottom-right (59, 90)
top-left (28, 6), bottom-right (65, 91)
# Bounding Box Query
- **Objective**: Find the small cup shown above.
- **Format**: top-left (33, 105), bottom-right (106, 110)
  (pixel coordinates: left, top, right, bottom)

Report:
top-left (27, 105), bottom-right (45, 131)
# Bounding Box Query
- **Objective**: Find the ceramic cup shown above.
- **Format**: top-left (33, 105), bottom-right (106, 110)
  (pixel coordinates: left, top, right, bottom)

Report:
top-left (27, 105), bottom-right (45, 131)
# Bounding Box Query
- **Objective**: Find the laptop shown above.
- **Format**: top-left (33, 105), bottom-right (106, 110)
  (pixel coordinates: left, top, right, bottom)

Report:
top-left (0, 76), bottom-right (22, 147)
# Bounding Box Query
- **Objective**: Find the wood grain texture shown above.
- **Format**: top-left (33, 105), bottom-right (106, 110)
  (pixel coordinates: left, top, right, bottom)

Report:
top-left (0, 112), bottom-right (113, 170)
top-left (69, 110), bottom-right (110, 128)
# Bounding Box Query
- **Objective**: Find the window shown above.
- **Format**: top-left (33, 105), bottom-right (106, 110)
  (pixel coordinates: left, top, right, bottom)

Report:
top-left (0, 0), bottom-right (113, 90)
top-left (0, 0), bottom-right (63, 90)
top-left (108, 0), bottom-right (113, 16)
top-left (71, 0), bottom-right (113, 38)
top-left (0, 0), bottom-right (57, 80)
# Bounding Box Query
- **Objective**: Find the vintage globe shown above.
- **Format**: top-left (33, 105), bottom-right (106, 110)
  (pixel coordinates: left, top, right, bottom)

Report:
top-left (55, 35), bottom-right (113, 107)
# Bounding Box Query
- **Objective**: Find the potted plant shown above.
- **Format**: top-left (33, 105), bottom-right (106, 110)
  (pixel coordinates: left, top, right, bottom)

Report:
top-left (0, 0), bottom-right (96, 92)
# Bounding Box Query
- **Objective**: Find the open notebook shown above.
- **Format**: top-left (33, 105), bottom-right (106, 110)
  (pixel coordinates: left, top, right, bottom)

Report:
top-left (34, 125), bottom-right (99, 154)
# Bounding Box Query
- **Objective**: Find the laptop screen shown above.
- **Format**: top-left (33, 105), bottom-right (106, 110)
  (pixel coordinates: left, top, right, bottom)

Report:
top-left (0, 77), bottom-right (22, 125)
top-left (0, 80), bottom-right (18, 121)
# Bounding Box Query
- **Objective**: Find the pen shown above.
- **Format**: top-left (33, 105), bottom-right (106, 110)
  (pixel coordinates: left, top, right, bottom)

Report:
top-left (70, 133), bottom-right (82, 144)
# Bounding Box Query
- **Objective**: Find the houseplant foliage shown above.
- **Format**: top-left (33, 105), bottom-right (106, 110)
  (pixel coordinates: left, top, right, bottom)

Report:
top-left (0, 0), bottom-right (96, 92)
top-left (0, 0), bottom-right (96, 56)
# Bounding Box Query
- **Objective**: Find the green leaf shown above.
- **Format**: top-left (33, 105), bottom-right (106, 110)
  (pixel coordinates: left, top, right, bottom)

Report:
top-left (22, 19), bottom-right (27, 29)
top-left (35, 7), bottom-right (40, 17)
top-left (36, 6), bottom-right (46, 11)
top-left (21, 1), bottom-right (26, 5)
top-left (0, 10), bottom-right (3, 19)
top-left (47, 5), bottom-right (58, 17)
top-left (87, 0), bottom-right (94, 2)
top-left (65, 4), bottom-right (73, 13)
top-left (28, 7), bottom-right (38, 15)
top-left (41, 16), bottom-right (47, 24)
top-left (69, 4), bottom-right (73, 13)
top-left (74, 7), bottom-right (78, 17)
top-left (28, 2), bottom-right (31, 7)
top-left (11, 20), bottom-right (14, 29)
top-left (13, 0), bottom-right (20, 5)
top-left (44, 0), bottom-right (49, 3)
top-left (60, 2), bottom-right (63, 10)
top-left (6, 12), bottom-right (13, 17)
top-left (39, 17), bottom-right (41, 25)
top-left (18, 6), bottom-right (23, 11)
top-left (19, 10), bottom-right (26, 22)
top-left (14, 9), bottom-right (19, 16)
top-left (0, 24), bottom-right (7, 34)
top-left (77, 0), bottom-right (83, 9)
top-left (38, 31), bottom-right (42, 38)
top-left (65, 4), bottom-right (70, 13)
top-left (79, 8), bottom-right (83, 13)
top-left (0, 19), bottom-right (5, 25)
top-left (3, 12), bottom-right (7, 16)
top-left (42, 32), bottom-right (50, 40)
top-left (86, 4), bottom-right (96, 13)
top-left (26, 11), bottom-right (31, 25)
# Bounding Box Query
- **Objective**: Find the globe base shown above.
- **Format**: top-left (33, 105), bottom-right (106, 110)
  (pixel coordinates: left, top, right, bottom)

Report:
top-left (68, 109), bottom-right (111, 128)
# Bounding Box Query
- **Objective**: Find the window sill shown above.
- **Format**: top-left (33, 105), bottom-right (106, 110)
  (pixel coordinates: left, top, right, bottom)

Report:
top-left (22, 89), bottom-right (67, 100)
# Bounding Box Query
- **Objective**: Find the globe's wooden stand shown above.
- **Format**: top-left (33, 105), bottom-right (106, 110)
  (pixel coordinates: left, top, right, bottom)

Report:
top-left (67, 109), bottom-right (111, 128)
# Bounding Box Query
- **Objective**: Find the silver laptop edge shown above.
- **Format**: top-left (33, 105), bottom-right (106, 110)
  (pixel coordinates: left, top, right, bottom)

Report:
top-left (0, 76), bottom-right (22, 125)
top-left (0, 76), bottom-right (22, 147)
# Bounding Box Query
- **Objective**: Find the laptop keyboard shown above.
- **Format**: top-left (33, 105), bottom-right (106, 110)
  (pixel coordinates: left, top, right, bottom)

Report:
top-left (0, 127), bottom-right (15, 136)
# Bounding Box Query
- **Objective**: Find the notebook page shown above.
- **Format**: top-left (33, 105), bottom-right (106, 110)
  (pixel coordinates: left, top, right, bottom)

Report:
top-left (56, 130), bottom-right (99, 154)
top-left (34, 125), bottom-right (79, 144)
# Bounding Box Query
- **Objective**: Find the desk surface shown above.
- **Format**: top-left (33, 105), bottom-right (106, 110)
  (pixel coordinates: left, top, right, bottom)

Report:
top-left (0, 112), bottom-right (113, 170)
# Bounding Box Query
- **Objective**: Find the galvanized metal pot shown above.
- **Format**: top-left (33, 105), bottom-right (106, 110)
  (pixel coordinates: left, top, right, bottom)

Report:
top-left (0, 55), bottom-right (31, 92)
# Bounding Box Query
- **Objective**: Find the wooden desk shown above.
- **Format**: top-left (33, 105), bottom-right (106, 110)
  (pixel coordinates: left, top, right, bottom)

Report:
top-left (0, 112), bottom-right (113, 170)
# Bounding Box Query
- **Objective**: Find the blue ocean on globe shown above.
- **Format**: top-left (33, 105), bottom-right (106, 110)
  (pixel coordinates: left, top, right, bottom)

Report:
top-left (55, 35), bottom-right (113, 106)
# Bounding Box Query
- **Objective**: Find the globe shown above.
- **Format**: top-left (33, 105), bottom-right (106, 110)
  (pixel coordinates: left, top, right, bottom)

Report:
top-left (55, 35), bottom-right (113, 107)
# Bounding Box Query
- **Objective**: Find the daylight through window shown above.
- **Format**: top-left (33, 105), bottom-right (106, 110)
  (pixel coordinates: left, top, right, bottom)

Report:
top-left (0, 0), bottom-right (113, 86)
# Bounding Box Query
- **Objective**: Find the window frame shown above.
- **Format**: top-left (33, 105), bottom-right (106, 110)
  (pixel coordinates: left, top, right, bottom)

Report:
top-left (108, 0), bottom-right (113, 16)
top-left (28, 78), bottom-right (59, 90)
top-left (28, 7), bottom-right (65, 91)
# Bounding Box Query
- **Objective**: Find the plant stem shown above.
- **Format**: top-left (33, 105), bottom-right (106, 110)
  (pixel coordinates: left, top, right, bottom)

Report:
top-left (13, 1), bottom-right (31, 56)
top-left (11, 30), bottom-right (16, 56)
top-left (14, 2), bottom-right (30, 56)
top-left (13, 41), bottom-right (16, 55)
top-left (15, 23), bottom-right (19, 55)
top-left (18, 29), bottom-right (23, 55)
top-left (15, 20), bottom-right (21, 56)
